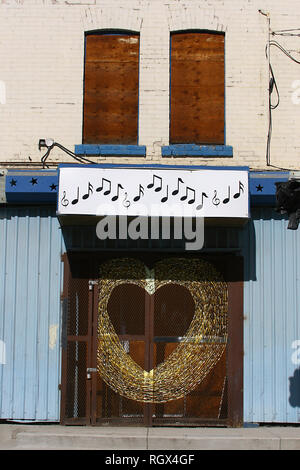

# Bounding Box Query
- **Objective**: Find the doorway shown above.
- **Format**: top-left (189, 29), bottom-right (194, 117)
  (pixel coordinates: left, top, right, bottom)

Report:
top-left (60, 252), bottom-right (243, 426)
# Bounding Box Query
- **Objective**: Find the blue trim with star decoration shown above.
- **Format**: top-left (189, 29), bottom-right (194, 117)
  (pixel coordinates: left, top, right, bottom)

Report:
top-left (3, 167), bottom-right (289, 206)
top-left (5, 170), bottom-right (58, 203)
top-left (249, 171), bottom-right (289, 206)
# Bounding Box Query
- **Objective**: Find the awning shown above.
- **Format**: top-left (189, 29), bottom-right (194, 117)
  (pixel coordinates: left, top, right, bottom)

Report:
top-left (2, 165), bottom-right (289, 216)
top-left (57, 165), bottom-right (250, 224)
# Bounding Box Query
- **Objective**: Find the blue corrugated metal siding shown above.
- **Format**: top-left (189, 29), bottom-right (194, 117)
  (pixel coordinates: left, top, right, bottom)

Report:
top-left (0, 206), bottom-right (65, 421)
top-left (242, 208), bottom-right (300, 424)
top-left (1, 204), bottom-right (300, 424)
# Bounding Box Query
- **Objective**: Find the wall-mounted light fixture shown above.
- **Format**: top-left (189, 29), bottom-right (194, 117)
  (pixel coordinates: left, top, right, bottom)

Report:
top-left (38, 138), bottom-right (54, 151)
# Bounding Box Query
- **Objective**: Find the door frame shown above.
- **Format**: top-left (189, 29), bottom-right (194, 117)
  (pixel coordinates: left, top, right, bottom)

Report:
top-left (60, 253), bottom-right (95, 425)
top-left (59, 251), bottom-right (244, 427)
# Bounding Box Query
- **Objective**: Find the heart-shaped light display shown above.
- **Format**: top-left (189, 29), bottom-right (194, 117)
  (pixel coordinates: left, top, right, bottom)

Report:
top-left (97, 257), bottom-right (228, 403)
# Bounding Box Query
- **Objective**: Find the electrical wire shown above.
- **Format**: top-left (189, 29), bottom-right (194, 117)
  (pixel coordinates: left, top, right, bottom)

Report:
top-left (266, 47), bottom-right (280, 110)
top-left (265, 40), bottom-right (300, 166)
top-left (40, 147), bottom-right (53, 168)
top-left (273, 33), bottom-right (300, 37)
top-left (41, 142), bottom-right (96, 168)
top-left (272, 28), bottom-right (300, 37)
top-left (54, 142), bottom-right (96, 165)
top-left (273, 28), bottom-right (300, 32)
top-left (269, 40), bottom-right (300, 64)
top-left (265, 44), bottom-right (279, 166)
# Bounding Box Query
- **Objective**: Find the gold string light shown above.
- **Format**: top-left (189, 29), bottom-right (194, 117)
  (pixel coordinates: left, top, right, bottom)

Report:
top-left (97, 257), bottom-right (228, 403)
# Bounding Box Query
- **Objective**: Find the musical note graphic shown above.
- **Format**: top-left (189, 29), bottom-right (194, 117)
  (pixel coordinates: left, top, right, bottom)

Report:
top-left (147, 174), bottom-right (162, 192)
top-left (72, 187), bottom-right (79, 205)
top-left (133, 184), bottom-right (145, 202)
top-left (112, 184), bottom-right (124, 202)
top-left (233, 181), bottom-right (244, 199)
top-left (82, 182), bottom-right (93, 200)
top-left (223, 186), bottom-right (230, 204)
top-left (212, 190), bottom-right (220, 206)
top-left (172, 177), bottom-right (184, 196)
top-left (196, 192), bottom-right (208, 210)
top-left (61, 191), bottom-right (69, 207)
top-left (123, 192), bottom-right (130, 208)
top-left (161, 185), bottom-right (169, 203)
top-left (180, 186), bottom-right (195, 204)
top-left (96, 178), bottom-right (111, 196)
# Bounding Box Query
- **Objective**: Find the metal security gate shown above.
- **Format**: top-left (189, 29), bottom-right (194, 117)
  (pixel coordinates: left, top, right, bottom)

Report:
top-left (60, 253), bottom-right (243, 426)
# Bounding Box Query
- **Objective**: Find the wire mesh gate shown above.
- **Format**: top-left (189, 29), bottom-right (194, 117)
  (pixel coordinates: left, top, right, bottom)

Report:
top-left (60, 253), bottom-right (243, 426)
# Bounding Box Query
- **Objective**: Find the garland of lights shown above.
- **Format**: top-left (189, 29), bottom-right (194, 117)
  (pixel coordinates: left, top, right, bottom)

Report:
top-left (97, 257), bottom-right (228, 403)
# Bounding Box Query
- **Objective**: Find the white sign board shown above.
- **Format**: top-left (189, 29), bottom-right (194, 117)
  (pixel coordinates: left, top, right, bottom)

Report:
top-left (57, 167), bottom-right (249, 218)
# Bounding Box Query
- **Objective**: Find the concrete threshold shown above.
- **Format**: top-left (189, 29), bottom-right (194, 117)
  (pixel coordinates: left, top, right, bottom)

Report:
top-left (0, 424), bottom-right (300, 450)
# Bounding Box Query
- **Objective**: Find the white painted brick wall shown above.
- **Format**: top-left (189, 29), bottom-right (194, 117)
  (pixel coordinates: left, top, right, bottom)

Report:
top-left (0, 0), bottom-right (299, 170)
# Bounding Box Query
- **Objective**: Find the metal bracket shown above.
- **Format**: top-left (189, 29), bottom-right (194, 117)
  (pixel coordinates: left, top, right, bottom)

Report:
top-left (86, 367), bottom-right (97, 379)
top-left (0, 169), bottom-right (7, 204)
top-left (88, 280), bottom-right (98, 290)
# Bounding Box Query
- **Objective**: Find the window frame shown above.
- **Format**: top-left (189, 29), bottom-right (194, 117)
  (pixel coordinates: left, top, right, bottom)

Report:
top-left (168, 29), bottom-right (228, 155)
top-left (82, 29), bottom-right (141, 147)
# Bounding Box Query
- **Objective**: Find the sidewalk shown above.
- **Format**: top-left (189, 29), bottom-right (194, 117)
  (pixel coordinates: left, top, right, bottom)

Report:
top-left (0, 423), bottom-right (300, 450)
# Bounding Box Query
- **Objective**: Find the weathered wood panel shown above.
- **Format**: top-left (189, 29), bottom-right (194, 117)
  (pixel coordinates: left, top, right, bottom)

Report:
top-left (170, 32), bottom-right (225, 145)
top-left (83, 33), bottom-right (139, 145)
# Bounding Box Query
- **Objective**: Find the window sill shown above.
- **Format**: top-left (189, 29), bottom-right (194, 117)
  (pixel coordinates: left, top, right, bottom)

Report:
top-left (75, 144), bottom-right (146, 157)
top-left (162, 144), bottom-right (233, 157)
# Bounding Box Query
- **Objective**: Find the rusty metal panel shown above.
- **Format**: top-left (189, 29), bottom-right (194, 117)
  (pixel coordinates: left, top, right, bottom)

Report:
top-left (170, 32), bottom-right (225, 145)
top-left (83, 33), bottom-right (140, 145)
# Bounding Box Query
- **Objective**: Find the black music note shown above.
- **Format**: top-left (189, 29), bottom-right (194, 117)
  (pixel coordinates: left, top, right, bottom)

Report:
top-left (82, 182), bottom-right (93, 200)
top-left (196, 192), bottom-right (208, 210)
top-left (96, 178), bottom-right (111, 196)
top-left (180, 186), bottom-right (195, 204)
top-left (123, 192), bottom-right (130, 208)
top-left (147, 174), bottom-right (162, 192)
top-left (172, 177), bottom-right (184, 196)
top-left (212, 190), bottom-right (220, 206)
top-left (233, 181), bottom-right (244, 199)
top-left (223, 186), bottom-right (231, 204)
top-left (133, 184), bottom-right (145, 202)
top-left (72, 187), bottom-right (79, 205)
top-left (161, 185), bottom-right (169, 203)
top-left (112, 184), bottom-right (124, 202)
top-left (61, 191), bottom-right (69, 207)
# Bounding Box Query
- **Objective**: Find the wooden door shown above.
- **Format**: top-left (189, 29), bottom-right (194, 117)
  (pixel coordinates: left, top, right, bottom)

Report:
top-left (60, 253), bottom-right (243, 427)
top-left (60, 256), bottom-right (94, 425)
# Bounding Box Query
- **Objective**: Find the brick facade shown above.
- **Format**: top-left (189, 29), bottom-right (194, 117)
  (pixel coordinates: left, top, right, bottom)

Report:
top-left (0, 0), bottom-right (299, 169)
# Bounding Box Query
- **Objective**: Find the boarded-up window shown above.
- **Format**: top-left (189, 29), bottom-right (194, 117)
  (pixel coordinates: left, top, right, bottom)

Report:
top-left (83, 33), bottom-right (140, 145)
top-left (170, 32), bottom-right (225, 145)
